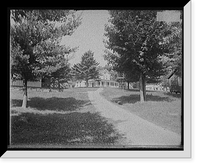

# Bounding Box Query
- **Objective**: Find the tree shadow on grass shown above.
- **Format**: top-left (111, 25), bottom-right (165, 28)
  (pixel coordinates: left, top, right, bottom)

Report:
top-left (164, 92), bottom-right (181, 98)
top-left (112, 94), bottom-right (173, 104)
top-left (11, 99), bottom-right (22, 107)
top-left (11, 97), bottom-right (90, 112)
top-left (11, 112), bottom-right (124, 146)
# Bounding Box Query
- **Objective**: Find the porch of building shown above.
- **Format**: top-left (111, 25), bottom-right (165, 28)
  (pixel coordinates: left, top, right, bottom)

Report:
top-left (75, 79), bottom-right (119, 88)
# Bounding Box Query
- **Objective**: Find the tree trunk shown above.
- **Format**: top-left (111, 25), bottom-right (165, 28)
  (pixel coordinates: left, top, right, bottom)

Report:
top-left (86, 79), bottom-right (88, 87)
top-left (139, 73), bottom-right (146, 102)
top-left (22, 79), bottom-right (28, 108)
top-left (127, 81), bottom-right (129, 90)
top-left (58, 79), bottom-right (61, 92)
top-left (49, 78), bottom-right (52, 92)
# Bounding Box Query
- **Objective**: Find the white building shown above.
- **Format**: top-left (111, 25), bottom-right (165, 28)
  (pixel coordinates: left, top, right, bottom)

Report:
top-left (75, 69), bottom-right (119, 88)
top-left (146, 83), bottom-right (168, 92)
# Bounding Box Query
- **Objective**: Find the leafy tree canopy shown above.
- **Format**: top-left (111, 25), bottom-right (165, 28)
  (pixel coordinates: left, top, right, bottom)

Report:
top-left (11, 9), bottom-right (81, 81)
top-left (104, 10), bottom-right (172, 82)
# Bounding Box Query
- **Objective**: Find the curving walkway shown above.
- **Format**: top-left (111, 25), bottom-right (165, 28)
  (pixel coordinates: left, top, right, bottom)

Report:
top-left (88, 88), bottom-right (181, 146)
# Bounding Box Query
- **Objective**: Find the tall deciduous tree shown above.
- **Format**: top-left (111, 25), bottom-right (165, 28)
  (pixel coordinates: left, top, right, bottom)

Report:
top-left (104, 10), bottom-right (171, 102)
top-left (71, 50), bottom-right (99, 87)
top-left (10, 10), bottom-right (81, 108)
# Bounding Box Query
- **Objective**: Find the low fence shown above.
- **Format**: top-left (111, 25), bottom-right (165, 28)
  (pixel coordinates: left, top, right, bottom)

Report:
top-left (11, 80), bottom-right (42, 88)
top-left (146, 85), bottom-right (170, 92)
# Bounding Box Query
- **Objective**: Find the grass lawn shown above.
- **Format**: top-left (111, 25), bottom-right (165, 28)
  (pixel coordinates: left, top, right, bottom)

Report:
top-left (100, 87), bottom-right (182, 135)
top-left (10, 87), bottom-right (123, 148)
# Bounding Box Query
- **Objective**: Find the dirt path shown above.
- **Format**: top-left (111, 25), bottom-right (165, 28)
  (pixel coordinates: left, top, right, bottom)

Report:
top-left (88, 88), bottom-right (181, 146)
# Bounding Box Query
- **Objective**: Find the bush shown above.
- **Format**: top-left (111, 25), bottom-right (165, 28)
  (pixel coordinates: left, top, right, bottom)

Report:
top-left (170, 85), bottom-right (181, 94)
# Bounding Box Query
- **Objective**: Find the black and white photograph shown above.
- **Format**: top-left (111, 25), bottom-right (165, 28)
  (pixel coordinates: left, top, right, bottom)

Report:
top-left (5, 5), bottom-right (192, 158)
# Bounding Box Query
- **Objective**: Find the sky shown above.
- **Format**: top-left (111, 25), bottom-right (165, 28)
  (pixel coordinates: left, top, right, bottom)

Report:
top-left (61, 10), bottom-right (110, 67)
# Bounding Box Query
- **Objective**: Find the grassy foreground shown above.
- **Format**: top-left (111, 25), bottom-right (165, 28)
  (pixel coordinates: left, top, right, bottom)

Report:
top-left (10, 87), bottom-right (123, 147)
top-left (100, 88), bottom-right (182, 135)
